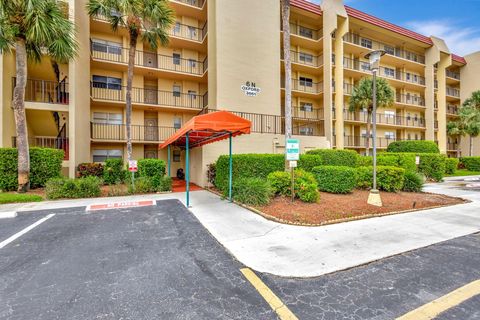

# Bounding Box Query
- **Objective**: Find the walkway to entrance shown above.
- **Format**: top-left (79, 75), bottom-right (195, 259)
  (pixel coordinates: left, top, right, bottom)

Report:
top-left (171, 178), bottom-right (202, 193)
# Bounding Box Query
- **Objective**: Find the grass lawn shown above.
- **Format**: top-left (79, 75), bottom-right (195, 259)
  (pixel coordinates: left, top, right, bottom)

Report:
top-left (0, 193), bottom-right (43, 204)
top-left (446, 169), bottom-right (480, 177)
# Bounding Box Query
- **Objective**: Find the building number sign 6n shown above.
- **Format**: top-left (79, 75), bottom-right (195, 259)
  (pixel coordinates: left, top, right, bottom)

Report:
top-left (241, 81), bottom-right (261, 97)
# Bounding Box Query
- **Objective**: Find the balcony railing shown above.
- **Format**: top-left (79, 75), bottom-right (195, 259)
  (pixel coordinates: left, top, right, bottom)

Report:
top-left (170, 0), bottom-right (205, 8)
top-left (284, 23), bottom-right (322, 40)
top-left (446, 70), bottom-right (460, 80)
top-left (90, 83), bottom-right (208, 110)
top-left (447, 142), bottom-right (459, 151)
top-left (91, 123), bottom-right (178, 142)
top-left (447, 104), bottom-right (459, 115)
top-left (171, 21), bottom-right (208, 42)
top-left (446, 86), bottom-right (460, 98)
top-left (12, 136), bottom-right (69, 160)
top-left (396, 94), bottom-right (425, 107)
top-left (281, 105), bottom-right (324, 120)
top-left (342, 110), bottom-right (426, 128)
top-left (341, 135), bottom-right (398, 149)
top-left (343, 33), bottom-right (426, 64)
top-left (281, 50), bottom-right (322, 67)
top-left (281, 78), bottom-right (323, 94)
top-left (12, 78), bottom-right (69, 105)
top-left (343, 57), bottom-right (426, 85)
top-left (90, 41), bottom-right (208, 75)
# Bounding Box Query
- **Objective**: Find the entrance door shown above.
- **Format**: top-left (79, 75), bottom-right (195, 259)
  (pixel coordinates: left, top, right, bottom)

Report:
top-left (144, 118), bottom-right (159, 141)
top-left (144, 149), bottom-right (158, 159)
top-left (143, 51), bottom-right (158, 68)
top-left (144, 86), bottom-right (158, 104)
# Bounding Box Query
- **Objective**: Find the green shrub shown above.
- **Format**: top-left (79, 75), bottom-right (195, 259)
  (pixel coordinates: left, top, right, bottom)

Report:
top-left (158, 176), bottom-right (172, 192)
top-left (357, 156), bottom-right (373, 167)
top-left (380, 153), bottom-right (417, 172)
top-left (377, 155), bottom-right (398, 167)
top-left (460, 157), bottom-right (480, 171)
top-left (311, 166), bottom-right (357, 194)
top-left (131, 176), bottom-right (156, 193)
top-left (0, 147), bottom-right (63, 191)
top-left (387, 140), bottom-right (440, 154)
top-left (231, 177), bottom-right (272, 206)
top-left (298, 154), bottom-right (323, 172)
top-left (418, 154), bottom-right (446, 182)
top-left (445, 158), bottom-right (460, 174)
top-left (215, 154), bottom-right (284, 191)
top-left (403, 171), bottom-right (424, 192)
top-left (46, 176), bottom-right (101, 200)
top-left (103, 159), bottom-right (124, 185)
top-left (77, 163), bottom-right (104, 178)
top-left (305, 149), bottom-right (358, 167)
top-left (267, 171), bottom-right (291, 196)
top-left (294, 169), bottom-right (319, 203)
top-left (138, 158), bottom-right (166, 178)
top-left (355, 166), bottom-right (405, 192)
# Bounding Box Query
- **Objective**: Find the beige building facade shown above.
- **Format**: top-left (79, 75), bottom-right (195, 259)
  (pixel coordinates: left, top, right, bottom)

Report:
top-left (1, 0), bottom-right (479, 186)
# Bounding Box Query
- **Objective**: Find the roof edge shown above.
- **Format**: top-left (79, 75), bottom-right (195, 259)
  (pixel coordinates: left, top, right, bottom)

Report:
top-left (291, 0), bottom-right (322, 15)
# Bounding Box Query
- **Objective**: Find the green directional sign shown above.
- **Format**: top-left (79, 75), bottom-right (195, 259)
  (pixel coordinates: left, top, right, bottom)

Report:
top-left (286, 139), bottom-right (300, 161)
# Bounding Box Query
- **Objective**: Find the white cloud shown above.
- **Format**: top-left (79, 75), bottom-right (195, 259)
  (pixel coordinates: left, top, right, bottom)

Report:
top-left (406, 19), bottom-right (480, 56)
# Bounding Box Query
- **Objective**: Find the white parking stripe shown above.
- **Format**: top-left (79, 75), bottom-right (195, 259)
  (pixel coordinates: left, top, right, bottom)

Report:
top-left (0, 214), bottom-right (55, 249)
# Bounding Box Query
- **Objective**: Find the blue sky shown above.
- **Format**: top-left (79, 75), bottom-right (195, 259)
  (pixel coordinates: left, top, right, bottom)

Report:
top-left (307, 0), bottom-right (480, 56)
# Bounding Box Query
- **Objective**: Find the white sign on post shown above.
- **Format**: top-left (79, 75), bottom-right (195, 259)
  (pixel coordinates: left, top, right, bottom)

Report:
top-left (286, 139), bottom-right (300, 161)
top-left (128, 160), bottom-right (138, 172)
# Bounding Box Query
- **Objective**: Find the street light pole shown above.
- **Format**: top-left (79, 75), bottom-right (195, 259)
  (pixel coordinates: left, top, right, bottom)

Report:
top-left (365, 50), bottom-right (385, 207)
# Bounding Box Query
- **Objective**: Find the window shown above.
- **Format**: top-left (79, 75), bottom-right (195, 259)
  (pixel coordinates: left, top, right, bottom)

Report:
top-left (384, 45), bottom-right (395, 55)
top-left (414, 134), bottom-right (419, 140)
top-left (406, 73), bottom-right (411, 81)
top-left (384, 67), bottom-right (395, 78)
top-left (407, 133), bottom-right (411, 140)
top-left (299, 77), bottom-right (313, 87)
top-left (413, 74), bottom-right (418, 83)
top-left (93, 112), bottom-right (123, 124)
top-left (188, 26), bottom-right (197, 39)
top-left (173, 117), bottom-right (182, 129)
top-left (174, 22), bottom-right (181, 35)
top-left (299, 52), bottom-right (314, 64)
top-left (92, 75), bottom-right (122, 90)
top-left (385, 132), bottom-right (395, 140)
top-left (173, 53), bottom-right (181, 65)
top-left (300, 102), bottom-right (313, 112)
top-left (173, 85), bottom-right (181, 97)
top-left (93, 149), bottom-right (122, 162)
top-left (188, 59), bottom-right (197, 68)
top-left (299, 126), bottom-right (314, 136)
top-left (361, 37), bottom-right (372, 49)
top-left (360, 61), bottom-right (370, 72)
top-left (384, 110), bottom-right (395, 119)
top-left (173, 150), bottom-right (181, 162)
top-left (91, 39), bottom-right (122, 55)
top-left (188, 90), bottom-right (197, 99)
top-left (361, 129), bottom-right (368, 137)
top-left (299, 26), bottom-right (313, 39)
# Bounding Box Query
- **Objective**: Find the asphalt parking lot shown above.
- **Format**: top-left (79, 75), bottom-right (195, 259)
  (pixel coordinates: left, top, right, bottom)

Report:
top-left (1, 199), bottom-right (479, 320)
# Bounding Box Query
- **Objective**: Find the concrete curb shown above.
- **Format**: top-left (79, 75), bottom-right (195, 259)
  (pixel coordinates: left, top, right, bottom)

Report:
top-left (0, 211), bottom-right (17, 219)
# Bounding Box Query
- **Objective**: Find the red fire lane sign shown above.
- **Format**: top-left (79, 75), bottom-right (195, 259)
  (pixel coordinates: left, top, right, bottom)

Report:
top-left (86, 200), bottom-right (155, 211)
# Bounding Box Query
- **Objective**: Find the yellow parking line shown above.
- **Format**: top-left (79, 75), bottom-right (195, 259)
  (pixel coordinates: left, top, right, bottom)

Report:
top-left (397, 280), bottom-right (480, 320)
top-left (240, 268), bottom-right (299, 320)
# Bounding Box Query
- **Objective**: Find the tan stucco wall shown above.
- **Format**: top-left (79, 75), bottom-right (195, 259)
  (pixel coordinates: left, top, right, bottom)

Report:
top-left (460, 51), bottom-right (480, 156)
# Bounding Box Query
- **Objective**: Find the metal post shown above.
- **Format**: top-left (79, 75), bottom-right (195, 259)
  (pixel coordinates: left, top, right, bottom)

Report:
top-left (167, 145), bottom-right (171, 177)
top-left (228, 133), bottom-right (233, 202)
top-left (372, 70), bottom-right (377, 191)
top-left (186, 132), bottom-right (190, 207)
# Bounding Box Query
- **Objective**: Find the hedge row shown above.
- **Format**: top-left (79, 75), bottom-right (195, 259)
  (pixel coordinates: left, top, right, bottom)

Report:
top-left (46, 176), bottom-right (101, 200)
top-left (460, 157), bottom-right (480, 171)
top-left (311, 166), bottom-right (357, 194)
top-left (445, 158), bottom-right (459, 175)
top-left (305, 149), bottom-right (358, 167)
top-left (386, 140), bottom-right (440, 154)
top-left (0, 147), bottom-right (64, 191)
top-left (356, 166), bottom-right (406, 192)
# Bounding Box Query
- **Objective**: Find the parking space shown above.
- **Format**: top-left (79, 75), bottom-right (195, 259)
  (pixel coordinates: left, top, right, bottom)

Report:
top-left (0, 200), bottom-right (276, 320)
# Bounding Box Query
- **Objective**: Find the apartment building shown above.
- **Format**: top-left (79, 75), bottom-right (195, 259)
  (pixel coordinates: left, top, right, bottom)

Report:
top-left (1, 0), bottom-right (479, 186)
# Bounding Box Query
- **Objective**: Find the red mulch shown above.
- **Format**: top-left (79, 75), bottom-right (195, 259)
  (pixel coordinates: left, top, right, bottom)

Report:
top-left (256, 190), bottom-right (466, 225)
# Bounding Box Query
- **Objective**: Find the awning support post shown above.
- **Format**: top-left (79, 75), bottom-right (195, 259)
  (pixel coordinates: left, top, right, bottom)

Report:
top-left (186, 132), bottom-right (190, 208)
top-left (167, 145), bottom-right (171, 177)
top-left (229, 132), bottom-right (233, 202)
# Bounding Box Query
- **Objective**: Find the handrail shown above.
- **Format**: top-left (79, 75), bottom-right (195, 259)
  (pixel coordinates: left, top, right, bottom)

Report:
top-left (91, 122), bottom-right (178, 142)
top-left (12, 78), bottom-right (69, 104)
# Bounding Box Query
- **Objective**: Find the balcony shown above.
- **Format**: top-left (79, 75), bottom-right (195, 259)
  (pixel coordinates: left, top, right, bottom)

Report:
top-left (91, 123), bottom-right (177, 142)
top-left (447, 104), bottom-right (459, 115)
top-left (90, 83), bottom-right (208, 110)
top-left (342, 57), bottom-right (426, 86)
top-left (281, 78), bottom-right (323, 95)
top-left (287, 23), bottom-right (322, 41)
top-left (396, 94), bottom-right (425, 107)
top-left (12, 78), bottom-right (69, 105)
top-left (281, 105), bottom-right (324, 120)
top-left (343, 33), bottom-right (425, 64)
top-left (342, 110), bottom-right (426, 128)
top-left (170, 21), bottom-right (208, 43)
top-left (447, 142), bottom-right (459, 151)
top-left (281, 50), bottom-right (323, 68)
top-left (342, 135), bottom-right (397, 149)
top-left (446, 70), bottom-right (460, 80)
top-left (170, 0), bottom-right (205, 9)
top-left (90, 41), bottom-right (208, 77)
top-left (446, 86), bottom-right (460, 98)
top-left (12, 136), bottom-right (69, 160)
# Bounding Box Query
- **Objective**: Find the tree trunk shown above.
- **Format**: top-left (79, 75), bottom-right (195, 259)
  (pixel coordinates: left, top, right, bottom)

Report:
top-left (366, 112), bottom-right (371, 156)
top-left (126, 35), bottom-right (137, 164)
top-left (457, 136), bottom-right (461, 158)
top-left (470, 135), bottom-right (473, 157)
top-left (13, 39), bottom-right (30, 192)
top-left (282, 0), bottom-right (292, 170)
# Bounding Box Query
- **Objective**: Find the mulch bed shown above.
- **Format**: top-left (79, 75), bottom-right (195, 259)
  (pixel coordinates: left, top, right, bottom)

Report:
top-left (255, 190), bottom-right (467, 226)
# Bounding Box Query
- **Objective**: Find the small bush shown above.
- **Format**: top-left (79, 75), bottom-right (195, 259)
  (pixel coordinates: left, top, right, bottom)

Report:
top-left (460, 157), bottom-right (480, 171)
top-left (131, 176), bottom-right (156, 194)
top-left (46, 176), bottom-right (101, 200)
top-left (158, 176), bottom-right (172, 192)
top-left (445, 158), bottom-right (460, 175)
top-left (357, 156), bottom-right (373, 167)
top-left (312, 166), bottom-right (357, 194)
top-left (403, 171), bottom-right (424, 192)
top-left (377, 155), bottom-right (398, 167)
top-left (387, 140), bottom-right (440, 154)
top-left (138, 159), bottom-right (166, 178)
top-left (294, 169), bottom-right (319, 203)
top-left (382, 153), bottom-right (417, 172)
top-left (103, 159), bottom-right (124, 185)
top-left (418, 154), bottom-right (446, 182)
top-left (77, 163), bottom-right (104, 178)
top-left (305, 149), bottom-right (358, 167)
top-left (215, 154), bottom-right (284, 191)
top-left (267, 171), bottom-right (291, 196)
top-left (231, 177), bottom-right (272, 206)
top-left (298, 154), bottom-right (323, 172)
top-left (356, 166), bottom-right (405, 192)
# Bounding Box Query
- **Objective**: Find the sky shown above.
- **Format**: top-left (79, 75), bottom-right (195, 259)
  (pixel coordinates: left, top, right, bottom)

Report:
top-left (307, 0), bottom-right (480, 56)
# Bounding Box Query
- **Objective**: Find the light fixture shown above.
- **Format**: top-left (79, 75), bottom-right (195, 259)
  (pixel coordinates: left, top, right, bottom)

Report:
top-left (364, 50), bottom-right (385, 71)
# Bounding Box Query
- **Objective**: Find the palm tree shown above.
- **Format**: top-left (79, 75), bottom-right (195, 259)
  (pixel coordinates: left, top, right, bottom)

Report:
top-left (0, 0), bottom-right (77, 192)
top-left (458, 106), bottom-right (480, 156)
top-left (281, 0), bottom-right (292, 142)
top-left (463, 90), bottom-right (480, 110)
top-left (349, 77), bottom-right (394, 155)
top-left (87, 0), bottom-right (175, 165)
top-left (447, 121), bottom-right (465, 158)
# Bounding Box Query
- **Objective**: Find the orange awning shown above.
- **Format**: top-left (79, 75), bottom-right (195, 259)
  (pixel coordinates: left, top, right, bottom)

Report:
top-left (159, 111), bottom-right (251, 149)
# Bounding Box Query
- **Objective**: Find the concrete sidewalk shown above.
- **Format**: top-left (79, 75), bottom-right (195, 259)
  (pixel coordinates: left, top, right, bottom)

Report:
top-left (1, 177), bottom-right (479, 278)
